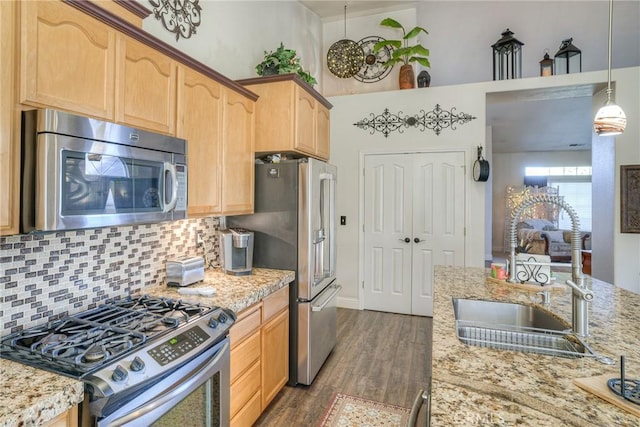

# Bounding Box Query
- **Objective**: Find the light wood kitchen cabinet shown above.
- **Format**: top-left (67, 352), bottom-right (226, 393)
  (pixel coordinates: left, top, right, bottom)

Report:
top-left (43, 405), bottom-right (78, 427)
top-left (19, 0), bottom-right (116, 120)
top-left (116, 35), bottom-right (177, 134)
top-left (229, 286), bottom-right (289, 427)
top-left (221, 88), bottom-right (255, 215)
top-left (261, 286), bottom-right (289, 410)
top-left (177, 66), bottom-right (223, 217)
top-left (261, 309), bottom-right (289, 409)
top-left (237, 74), bottom-right (332, 161)
top-left (0, 0), bottom-right (19, 236)
top-left (230, 303), bottom-right (262, 427)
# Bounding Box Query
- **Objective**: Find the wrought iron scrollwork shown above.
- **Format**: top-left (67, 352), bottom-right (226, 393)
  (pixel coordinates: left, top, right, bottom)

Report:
top-left (353, 104), bottom-right (476, 137)
top-left (515, 255), bottom-right (551, 285)
top-left (150, 0), bottom-right (202, 41)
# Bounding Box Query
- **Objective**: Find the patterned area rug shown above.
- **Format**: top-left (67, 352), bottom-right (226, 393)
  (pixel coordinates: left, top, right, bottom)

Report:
top-left (319, 393), bottom-right (410, 427)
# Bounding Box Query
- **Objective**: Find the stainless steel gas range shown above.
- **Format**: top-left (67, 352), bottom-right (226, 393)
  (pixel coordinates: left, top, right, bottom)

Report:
top-left (0, 296), bottom-right (235, 426)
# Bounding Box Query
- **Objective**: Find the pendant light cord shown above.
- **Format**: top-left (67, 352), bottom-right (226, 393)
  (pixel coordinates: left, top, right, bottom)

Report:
top-left (606, 0), bottom-right (614, 100)
top-left (343, 5), bottom-right (347, 38)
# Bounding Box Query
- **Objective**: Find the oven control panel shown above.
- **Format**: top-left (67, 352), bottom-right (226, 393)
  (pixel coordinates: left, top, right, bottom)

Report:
top-left (148, 325), bottom-right (209, 366)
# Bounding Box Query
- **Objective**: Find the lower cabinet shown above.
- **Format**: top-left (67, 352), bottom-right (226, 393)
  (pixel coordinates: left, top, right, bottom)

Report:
top-left (230, 286), bottom-right (289, 427)
top-left (43, 405), bottom-right (78, 427)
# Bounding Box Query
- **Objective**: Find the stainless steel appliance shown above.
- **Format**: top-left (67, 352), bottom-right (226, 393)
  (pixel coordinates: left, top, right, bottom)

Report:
top-left (166, 256), bottom-right (206, 286)
top-left (227, 158), bottom-right (340, 385)
top-left (0, 296), bottom-right (235, 426)
top-left (219, 228), bottom-right (254, 276)
top-left (21, 109), bottom-right (187, 232)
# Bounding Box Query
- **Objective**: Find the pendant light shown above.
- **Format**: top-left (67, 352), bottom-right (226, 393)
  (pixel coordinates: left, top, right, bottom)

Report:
top-left (327, 5), bottom-right (364, 78)
top-left (593, 0), bottom-right (627, 136)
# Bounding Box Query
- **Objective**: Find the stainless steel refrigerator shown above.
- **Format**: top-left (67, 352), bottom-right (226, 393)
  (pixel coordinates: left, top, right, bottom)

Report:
top-left (227, 157), bottom-right (340, 385)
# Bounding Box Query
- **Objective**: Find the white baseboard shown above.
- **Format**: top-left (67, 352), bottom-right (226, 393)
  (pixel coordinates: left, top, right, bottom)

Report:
top-left (336, 296), bottom-right (360, 310)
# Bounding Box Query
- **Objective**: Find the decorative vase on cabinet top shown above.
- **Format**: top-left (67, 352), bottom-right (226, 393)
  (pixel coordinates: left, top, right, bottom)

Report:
top-left (399, 64), bottom-right (415, 89)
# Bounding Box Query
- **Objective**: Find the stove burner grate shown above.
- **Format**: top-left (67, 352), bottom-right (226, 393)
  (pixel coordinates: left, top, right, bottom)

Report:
top-left (607, 378), bottom-right (640, 406)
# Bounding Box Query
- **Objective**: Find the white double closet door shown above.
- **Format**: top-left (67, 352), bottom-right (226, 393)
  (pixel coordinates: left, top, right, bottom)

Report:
top-left (363, 151), bottom-right (465, 316)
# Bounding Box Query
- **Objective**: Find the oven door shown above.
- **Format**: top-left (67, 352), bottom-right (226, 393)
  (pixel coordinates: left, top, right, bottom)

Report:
top-left (94, 338), bottom-right (229, 427)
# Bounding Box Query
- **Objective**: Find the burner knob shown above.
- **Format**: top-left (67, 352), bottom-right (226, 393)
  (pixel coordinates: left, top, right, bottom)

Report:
top-left (112, 365), bottom-right (128, 382)
top-left (130, 356), bottom-right (145, 372)
top-left (218, 312), bottom-right (228, 323)
top-left (208, 317), bottom-right (218, 329)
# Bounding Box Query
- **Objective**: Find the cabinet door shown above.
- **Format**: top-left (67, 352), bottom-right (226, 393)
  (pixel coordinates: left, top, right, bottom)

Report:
top-left (261, 309), bottom-right (289, 410)
top-left (221, 88), bottom-right (254, 215)
top-left (294, 87), bottom-right (316, 156)
top-left (177, 66), bottom-right (222, 217)
top-left (43, 405), bottom-right (78, 427)
top-left (20, 0), bottom-right (116, 119)
top-left (0, 0), bottom-right (18, 236)
top-left (315, 104), bottom-right (331, 160)
top-left (116, 35), bottom-right (176, 134)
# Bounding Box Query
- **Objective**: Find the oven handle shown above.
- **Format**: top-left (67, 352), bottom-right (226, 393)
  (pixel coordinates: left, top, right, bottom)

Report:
top-left (107, 341), bottom-right (229, 427)
top-left (162, 162), bottom-right (178, 213)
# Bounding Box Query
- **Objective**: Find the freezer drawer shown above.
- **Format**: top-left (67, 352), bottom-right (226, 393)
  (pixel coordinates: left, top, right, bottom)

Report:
top-left (297, 282), bottom-right (341, 385)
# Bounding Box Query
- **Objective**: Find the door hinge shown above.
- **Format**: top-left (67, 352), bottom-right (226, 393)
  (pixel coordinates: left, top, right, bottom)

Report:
top-left (362, 281), bottom-right (364, 289)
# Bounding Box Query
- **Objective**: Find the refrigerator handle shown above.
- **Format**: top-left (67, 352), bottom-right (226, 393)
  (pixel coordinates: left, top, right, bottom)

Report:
top-left (311, 284), bottom-right (342, 312)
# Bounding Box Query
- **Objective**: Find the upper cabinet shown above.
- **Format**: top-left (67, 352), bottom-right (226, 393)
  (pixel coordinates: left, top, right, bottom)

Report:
top-left (237, 75), bottom-right (332, 161)
top-left (221, 88), bottom-right (255, 215)
top-left (178, 70), bottom-right (255, 217)
top-left (177, 66), bottom-right (223, 217)
top-left (1, 0), bottom-right (19, 235)
top-left (116, 35), bottom-right (177, 134)
top-left (20, 0), bottom-right (116, 120)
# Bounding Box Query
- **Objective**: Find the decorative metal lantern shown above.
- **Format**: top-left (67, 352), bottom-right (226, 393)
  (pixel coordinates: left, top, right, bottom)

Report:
top-left (491, 28), bottom-right (524, 80)
top-left (554, 38), bottom-right (582, 74)
top-left (539, 51), bottom-right (554, 76)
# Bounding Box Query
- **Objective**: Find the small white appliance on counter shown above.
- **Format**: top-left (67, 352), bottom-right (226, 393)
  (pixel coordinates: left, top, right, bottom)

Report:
top-left (219, 228), bottom-right (254, 276)
top-left (166, 256), bottom-right (205, 286)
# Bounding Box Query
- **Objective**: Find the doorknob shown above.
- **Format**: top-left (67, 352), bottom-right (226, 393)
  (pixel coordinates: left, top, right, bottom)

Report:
top-left (399, 237), bottom-right (411, 243)
top-left (414, 238), bottom-right (423, 243)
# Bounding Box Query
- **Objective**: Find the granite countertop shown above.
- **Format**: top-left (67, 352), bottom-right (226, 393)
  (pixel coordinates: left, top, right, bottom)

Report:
top-left (140, 267), bottom-right (295, 314)
top-left (0, 267), bottom-right (294, 427)
top-left (431, 266), bottom-right (640, 426)
top-left (0, 360), bottom-right (84, 427)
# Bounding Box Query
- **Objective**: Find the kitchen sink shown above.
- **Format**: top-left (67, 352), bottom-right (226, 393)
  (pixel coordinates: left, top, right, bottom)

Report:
top-left (452, 298), bottom-right (589, 358)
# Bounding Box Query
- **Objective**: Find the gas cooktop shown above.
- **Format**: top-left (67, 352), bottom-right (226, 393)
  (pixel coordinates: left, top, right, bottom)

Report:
top-left (0, 296), bottom-right (234, 384)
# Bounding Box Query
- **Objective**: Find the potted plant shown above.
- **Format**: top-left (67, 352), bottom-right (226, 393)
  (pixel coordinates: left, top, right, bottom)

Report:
top-left (255, 42), bottom-right (317, 86)
top-left (373, 18), bottom-right (430, 89)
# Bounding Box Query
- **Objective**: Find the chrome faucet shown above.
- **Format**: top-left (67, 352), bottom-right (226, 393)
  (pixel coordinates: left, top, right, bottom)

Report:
top-left (507, 194), bottom-right (592, 337)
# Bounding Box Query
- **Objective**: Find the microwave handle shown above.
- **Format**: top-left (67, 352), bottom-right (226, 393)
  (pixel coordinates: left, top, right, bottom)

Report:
top-left (163, 162), bottom-right (179, 213)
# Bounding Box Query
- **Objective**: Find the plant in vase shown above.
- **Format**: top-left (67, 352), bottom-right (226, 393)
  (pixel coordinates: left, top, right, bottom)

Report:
top-left (255, 42), bottom-right (317, 86)
top-left (373, 18), bottom-right (430, 89)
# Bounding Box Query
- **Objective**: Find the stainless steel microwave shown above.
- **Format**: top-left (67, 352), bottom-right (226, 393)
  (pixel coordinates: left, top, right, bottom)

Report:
top-left (21, 109), bottom-right (187, 232)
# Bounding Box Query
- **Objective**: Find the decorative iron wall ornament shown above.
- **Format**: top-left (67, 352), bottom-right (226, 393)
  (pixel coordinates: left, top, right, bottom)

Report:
top-left (149, 0), bottom-right (202, 41)
top-left (353, 104), bottom-right (476, 138)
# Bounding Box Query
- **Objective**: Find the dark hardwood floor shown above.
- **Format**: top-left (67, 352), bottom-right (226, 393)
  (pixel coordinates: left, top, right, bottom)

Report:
top-left (255, 308), bottom-right (433, 426)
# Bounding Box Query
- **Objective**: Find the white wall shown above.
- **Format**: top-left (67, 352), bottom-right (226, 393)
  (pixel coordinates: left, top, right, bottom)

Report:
top-left (139, 1), bottom-right (639, 294)
top-left (143, 1), bottom-right (323, 86)
top-left (328, 83), bottom-right (488, 305)
top-left (331, 68), bottom-right (640, 307)
top-left (319, 1), bottom-right (640, 95)
top-left (491, 150), bottom-right (592, 254)
top-left (610, 67), bottom-right (640, 294)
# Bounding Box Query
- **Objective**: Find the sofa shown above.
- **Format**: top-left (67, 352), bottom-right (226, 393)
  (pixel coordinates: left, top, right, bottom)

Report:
top-left (515, 219), bottom-right (591, 262)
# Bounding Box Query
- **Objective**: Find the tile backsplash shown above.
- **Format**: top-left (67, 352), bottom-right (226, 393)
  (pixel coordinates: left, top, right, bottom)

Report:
top-left (0, 217), bottom-right (221, 336)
